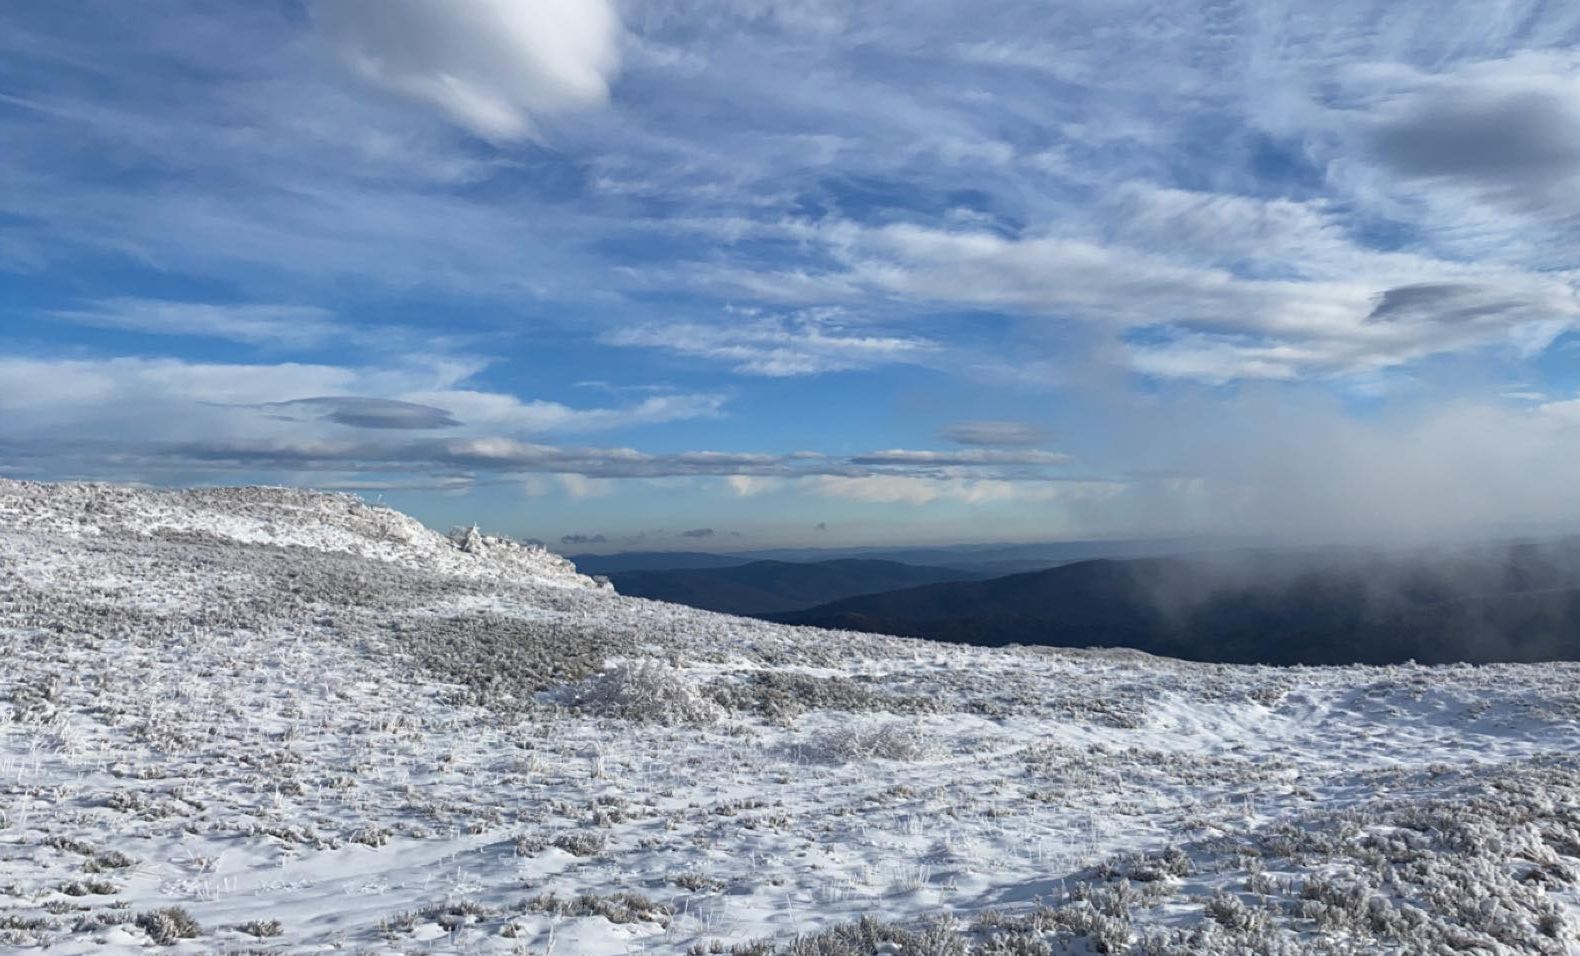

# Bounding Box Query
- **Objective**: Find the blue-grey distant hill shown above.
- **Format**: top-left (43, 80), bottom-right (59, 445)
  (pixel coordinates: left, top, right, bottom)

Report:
top-left (770, 539), bottom-right (1580, 665)
top-left (568, 551), bottom-right (756, 575)
top-left (606, 559), bottom-right (984, 615)
top-left (570, 537), bottom-right (1195, 577)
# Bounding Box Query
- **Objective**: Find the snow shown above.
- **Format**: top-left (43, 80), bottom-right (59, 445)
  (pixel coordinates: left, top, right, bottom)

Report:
top-left (1, 478), bottom-right (1579, 954)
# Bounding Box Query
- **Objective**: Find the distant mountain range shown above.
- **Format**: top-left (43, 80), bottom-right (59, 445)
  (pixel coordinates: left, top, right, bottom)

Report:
top-left (568, 536), bottom-right (1196, 576)
top-left (772, 539), bottom-right (1580, 665)
top-left (569, 551), bottom-right (758, 574)
top-left (606, 559), bottom-right (985, 615)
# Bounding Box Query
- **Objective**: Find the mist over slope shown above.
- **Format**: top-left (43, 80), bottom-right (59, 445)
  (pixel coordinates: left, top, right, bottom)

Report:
top-left (774, 541), bottom-right (1580, 665)
top-left (3, 479), bottom-right (1580, 953)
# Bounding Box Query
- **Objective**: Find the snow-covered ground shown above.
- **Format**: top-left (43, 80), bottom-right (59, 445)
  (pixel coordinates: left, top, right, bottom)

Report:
top-left (2, 478), bottom-right (1578, 954)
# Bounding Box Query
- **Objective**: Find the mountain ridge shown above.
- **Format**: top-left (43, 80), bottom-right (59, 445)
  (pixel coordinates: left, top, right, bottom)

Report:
top-left (772, 541), bottom-right (1580, 665)
top-left (606, 557), bottom-right (983, 615)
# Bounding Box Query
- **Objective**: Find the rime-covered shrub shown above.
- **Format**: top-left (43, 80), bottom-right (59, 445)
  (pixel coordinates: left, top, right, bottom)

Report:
top-left (551, 831), bottom-right (607, 857)
top-left (525, 890), bottom-right (673, 926)
top-left (673, 870), bottom-right (725, 892)
top-left (570, 660), bottom-right (722, 725)
top-left (778, 915), bottom-right (966, 956)
top-left (133, 907), bottom-right (201, 945)
top-left (805, 721), bottom-right (934, 763)
top-left (238, 918), bottom-right (284, 938)
top-left (395, 615), bottom-right (634, 711)
top-left (705, 670), bottom-right (939, 724)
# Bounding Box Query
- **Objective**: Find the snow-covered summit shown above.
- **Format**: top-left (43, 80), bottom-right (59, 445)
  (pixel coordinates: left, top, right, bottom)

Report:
top-left (2, 478), bottom-right (1579, 954)
top-left (0, 478), bottom-right (599, 589)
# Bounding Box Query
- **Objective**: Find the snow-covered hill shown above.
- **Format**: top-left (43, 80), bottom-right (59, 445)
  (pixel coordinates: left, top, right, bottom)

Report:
top-left (2, 479), bottom-right (1578, 954)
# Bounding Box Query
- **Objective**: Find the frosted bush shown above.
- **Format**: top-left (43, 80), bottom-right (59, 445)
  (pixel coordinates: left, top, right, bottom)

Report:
top-left (133, 907), bottom-right (201, 945)
top-left (571, 660), bottom-right (723, 726)
top-left (705, 670), bottom-right (939, 724)
top-left (807, 720), bottom-right (934, 763)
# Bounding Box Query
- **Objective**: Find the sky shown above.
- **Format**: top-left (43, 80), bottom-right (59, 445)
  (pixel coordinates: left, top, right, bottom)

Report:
top-left (4, 1), bottom-right (1580, 552)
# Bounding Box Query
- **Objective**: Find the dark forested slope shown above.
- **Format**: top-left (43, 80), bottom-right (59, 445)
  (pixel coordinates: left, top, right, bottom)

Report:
top-left (772, 540), bottom-right (1580, 664)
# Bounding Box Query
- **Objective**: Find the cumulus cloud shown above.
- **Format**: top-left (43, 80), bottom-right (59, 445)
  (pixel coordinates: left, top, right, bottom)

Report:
top-left (312, 0), bottom-right (623, 141)
top-left (940, 420), bottom-right (1047, 447)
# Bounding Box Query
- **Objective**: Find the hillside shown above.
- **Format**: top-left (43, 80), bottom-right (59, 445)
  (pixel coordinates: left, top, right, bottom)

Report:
top-left (775, 542), bottom-right (1580, 665)
top-left (607, 558), bottom-right (980, 615)
top-left (3, 479), bottom-right (1579, 953)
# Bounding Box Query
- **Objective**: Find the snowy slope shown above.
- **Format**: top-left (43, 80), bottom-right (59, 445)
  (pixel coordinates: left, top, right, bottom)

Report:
top-left (2, 479), bottom-right (1578, 954)
top-left (0, 479), bottom-right (601, 590)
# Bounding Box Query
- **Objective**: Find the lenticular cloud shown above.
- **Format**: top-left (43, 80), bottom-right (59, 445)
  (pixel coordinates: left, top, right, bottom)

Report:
top-left (313, 0), bottom-right (622, 141)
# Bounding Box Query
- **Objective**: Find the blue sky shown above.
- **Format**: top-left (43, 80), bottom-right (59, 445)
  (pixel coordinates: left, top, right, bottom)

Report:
top-left (5, 1), bottom-right (1580, 550)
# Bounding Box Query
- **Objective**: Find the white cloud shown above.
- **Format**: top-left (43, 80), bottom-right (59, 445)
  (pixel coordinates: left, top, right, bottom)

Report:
top-left (0, 354), bottom-right (1099, 490)
top-left (849, 448), bottom-right (1069, 467)
top-left (1127, 336), bottom-right (1313, 385)
top-left (0, 356), bottom-right (720, 451)
top-left (1166, 392), bottom-right (1580, 542)
top-left (746, 211), bottom-right (1580, 383)
top-left (398, 389), bottom-right (725, 433)
top-left (49, 298), bottom-right (342, 348)
top-left (312, 0), bottom-right (623, 141)
top-left (803, 475), bottom-right (1123, 506)
top-left (555, 473), bottom-right (614, 498)
top-left (725, 475), bottom-right (783, 496)
top-left (0, 356), bottom-right (355, 433)
top-left (603, 312), bottom-right (939, 376)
